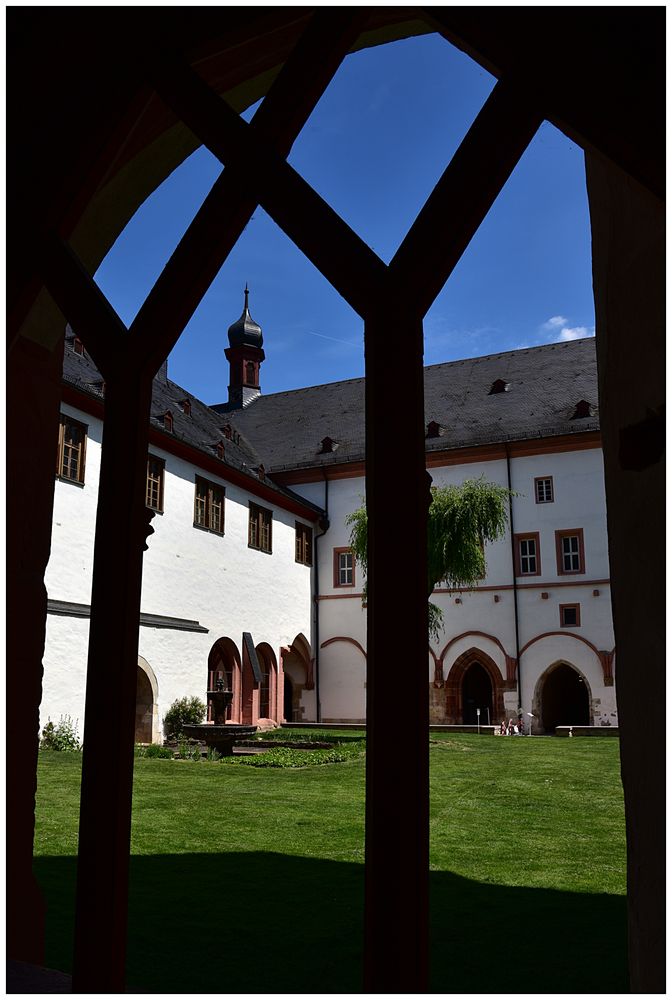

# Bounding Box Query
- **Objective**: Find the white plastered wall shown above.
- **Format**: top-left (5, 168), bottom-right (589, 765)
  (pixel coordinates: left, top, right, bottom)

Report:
top-left (294, 446), bottom-right (616, 726)
top-left (43, 402), bottom-right (315, 736)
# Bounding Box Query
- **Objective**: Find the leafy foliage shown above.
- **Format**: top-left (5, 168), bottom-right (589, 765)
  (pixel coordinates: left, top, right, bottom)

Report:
top-left (426, 479), bottom-right (510, 592)
top-left (347, 479), bottom-right (511, 639)
top-left (163, 697), bottom-right (206, 739)
top-left (40, 715), bottom-right (81, 752)
top-left (221, 739), bottom-right (366, 768)
top-left (135, 743), bottom-right (174, 759)
top-left (177, 740), bottom-right (202, 761)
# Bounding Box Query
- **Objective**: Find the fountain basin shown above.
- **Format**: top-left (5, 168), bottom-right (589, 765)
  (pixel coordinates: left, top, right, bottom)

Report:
top-left (183, 723), bottom-right (258, 756)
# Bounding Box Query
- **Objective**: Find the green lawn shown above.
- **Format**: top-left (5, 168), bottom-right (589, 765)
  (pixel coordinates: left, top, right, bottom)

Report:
top-left (34, 733), bottom-right (628, 992)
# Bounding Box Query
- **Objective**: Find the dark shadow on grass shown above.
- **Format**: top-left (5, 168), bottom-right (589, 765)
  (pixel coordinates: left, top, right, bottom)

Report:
top-left (33, 853), bottom-right (627, 993)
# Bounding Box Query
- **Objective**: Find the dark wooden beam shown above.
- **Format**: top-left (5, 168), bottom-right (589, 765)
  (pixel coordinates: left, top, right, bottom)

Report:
top-left (363, 304), bottom-right (430, 991)
top-left (425, 8), bottom-right (664, 201)
top-left (39, 235), bottom-right (129, 378)
top-left (151, 60), bottom-right (387, 319)
top-left (133, 10), bottom-right (370, 374)
top-left (71, 374), bottom-right (154, 992)
top-left (389, 79), bottom-right (542, 317)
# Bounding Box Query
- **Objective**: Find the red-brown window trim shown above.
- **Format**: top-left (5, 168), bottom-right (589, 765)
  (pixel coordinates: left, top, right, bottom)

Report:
top-left (194, 476), bottom-right (225, 536)
top-left (295, 522), bottom-right (313, 566)
top-left (56, 414), bottom-right (87, 485)
top-left (333, 547), bottom-right (356, 588)
top-left (249, 502), bottom-right (272, 553)
top-left (514, 532), bottom-right (541, 577)
top-left (146, 454), bottom-right (165, 513)
top-left (555, 528), bottom-right (586, 575)
top-left (534, 476), bottom-right (554, 503)
top-left (559, 603), bottom-right (581, 627)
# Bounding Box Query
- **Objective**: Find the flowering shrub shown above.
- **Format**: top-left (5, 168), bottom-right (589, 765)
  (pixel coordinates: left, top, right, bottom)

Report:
top-left (40, 715), bottom-right (82, 752)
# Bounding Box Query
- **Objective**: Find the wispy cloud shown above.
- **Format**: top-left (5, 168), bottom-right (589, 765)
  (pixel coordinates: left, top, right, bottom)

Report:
top-left (541, 315), bottom-right (568, 330)
top-left (305, 330), bottom-right (360, 348)
top-left (556, 325), bottom-right (594, 342)
top-left (539, 315), bottom-right (595, 343)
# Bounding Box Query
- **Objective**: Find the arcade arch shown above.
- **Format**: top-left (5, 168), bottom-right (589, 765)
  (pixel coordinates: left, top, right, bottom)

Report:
top-left (281, 633), bottom-right (315, 722)
top-left (256, 642), bottom-right (278, 722)
top-left (207, 637), bottom-right (242, 722)
top-left (135, 656), bottom-right (159, 744)
top-left (444, 647), bottom-right (506, 725)
top-left (533, 661), bottom-right (592, 733)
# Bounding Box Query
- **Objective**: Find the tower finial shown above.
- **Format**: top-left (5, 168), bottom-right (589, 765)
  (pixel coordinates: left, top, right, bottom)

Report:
top-left (244, 284), bottom-right (249, 311)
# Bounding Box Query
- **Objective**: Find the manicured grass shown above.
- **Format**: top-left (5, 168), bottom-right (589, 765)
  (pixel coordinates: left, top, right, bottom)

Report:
top-left (33, 734), bottom-right (627, 992)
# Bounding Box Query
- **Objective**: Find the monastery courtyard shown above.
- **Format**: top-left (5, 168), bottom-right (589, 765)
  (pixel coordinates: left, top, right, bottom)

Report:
top-left (34, 731), bottom-right (626, 993)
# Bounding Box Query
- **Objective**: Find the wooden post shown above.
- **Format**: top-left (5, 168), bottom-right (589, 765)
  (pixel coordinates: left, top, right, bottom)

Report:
top-left (363, 305), bottom-right (430, 992)
top-left (7, 331), bottom-right (64, 966)
top-left (71, 370), bottom-right (154, 992)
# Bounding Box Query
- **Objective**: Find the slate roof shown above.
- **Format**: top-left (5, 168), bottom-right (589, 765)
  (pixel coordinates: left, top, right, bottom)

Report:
top-left (62, 332), bottom-right (601, 484)
top-left (60, 330), bottom-right (322, 513)
top-left (226, 338), bottom-right (601, 473)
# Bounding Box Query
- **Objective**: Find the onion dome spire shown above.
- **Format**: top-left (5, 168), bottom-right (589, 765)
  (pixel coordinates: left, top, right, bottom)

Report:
top-left (227, 284), bottom-right (263, 349)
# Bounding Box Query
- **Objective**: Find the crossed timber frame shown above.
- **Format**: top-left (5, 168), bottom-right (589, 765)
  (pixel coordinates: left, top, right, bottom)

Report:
top-left (39, 12), bottom-right (543, 992)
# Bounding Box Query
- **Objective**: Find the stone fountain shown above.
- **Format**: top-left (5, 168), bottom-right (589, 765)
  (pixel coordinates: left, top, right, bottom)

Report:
top-left (183, 678), bottom-right (257, 755)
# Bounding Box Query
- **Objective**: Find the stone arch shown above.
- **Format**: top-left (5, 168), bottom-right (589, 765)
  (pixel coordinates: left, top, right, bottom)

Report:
top-left (532, 660), bottom-right (592, 734)
top-left (320, 636), bottom-right (367, 659)
top-left (255, 642), bottom-right (278, 722)
top-left (135, 656), bottom-right (159, 744)
top-left (280, 633), bottom-right (315, 722)
top-left (439, 630), bottom-right (517, 689)
top-left (444, 647), bottom-right (506, 725)
top-left (207, 637), bottom-right (242, 723)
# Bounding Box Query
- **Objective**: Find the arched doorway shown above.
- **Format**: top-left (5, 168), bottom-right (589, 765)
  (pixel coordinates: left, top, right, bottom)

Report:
top-left (444, 647), bottom-right (506, 725)
top-left (540, 662), bottom-right (590, 732)
top-left (207, 638), bottom-right (242, 722)
top-left (134, 667), bottom-right (153, 743)
top-left (461, 662), bottom-right (493, 726)
top-left (135, 657), bottom-right (159, 744)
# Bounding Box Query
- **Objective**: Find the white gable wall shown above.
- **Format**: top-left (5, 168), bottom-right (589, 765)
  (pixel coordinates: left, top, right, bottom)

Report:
top-left (43, 401), bottom-right (315, 738)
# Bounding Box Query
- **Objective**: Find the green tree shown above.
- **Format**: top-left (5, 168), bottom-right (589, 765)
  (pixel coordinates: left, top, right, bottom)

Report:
top-left (345, 478), bottom-right (511, 640)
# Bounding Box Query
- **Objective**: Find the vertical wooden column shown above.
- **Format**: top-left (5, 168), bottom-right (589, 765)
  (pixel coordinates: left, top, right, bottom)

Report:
top-left (72, 369), bottom-right (154, 993)
top-left (7, 330), bottom-right (64, 966)
top-left (585, 155), bottom-right (665, 993)
top-left (363, 305), bottom-right (430, 992)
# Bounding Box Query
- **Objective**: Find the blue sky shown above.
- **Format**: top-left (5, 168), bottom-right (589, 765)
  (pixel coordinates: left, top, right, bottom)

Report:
top-left (95, 32), bottom-right (595, 404)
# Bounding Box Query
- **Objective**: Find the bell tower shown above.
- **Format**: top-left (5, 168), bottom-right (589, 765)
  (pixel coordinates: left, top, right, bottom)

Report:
top-left (225, 286), bottom-right (265, 409)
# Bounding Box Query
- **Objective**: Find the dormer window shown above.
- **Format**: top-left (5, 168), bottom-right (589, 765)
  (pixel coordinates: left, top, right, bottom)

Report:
top-left (571, 399), bottom-right (592, 419)
top-left (426, 421), bottom-right (443, 439)
top-left (489, 379), bottom-right (510, 394)
top-left (221, 425), bottom-right (232, 440)
top-left (319, 436), bottom-right (338, 454)
top-left (180, 399), bottom-right (191, 416)
top-left (163, 410), bottom-right (173, 433)
top-left (73, 337), bottom-right (84, 356)
top-left (215, 441), bottom-right (225, 460)
top-left (257, 464), bottom-right (265, 481)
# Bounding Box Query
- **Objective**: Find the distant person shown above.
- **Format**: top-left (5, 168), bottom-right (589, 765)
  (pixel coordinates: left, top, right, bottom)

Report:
top-left (500, 720), bottom-right (507, 736)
